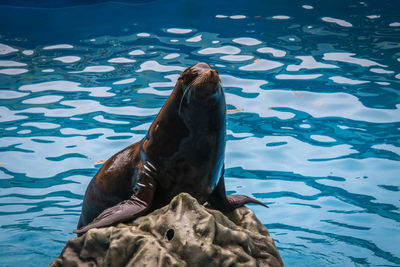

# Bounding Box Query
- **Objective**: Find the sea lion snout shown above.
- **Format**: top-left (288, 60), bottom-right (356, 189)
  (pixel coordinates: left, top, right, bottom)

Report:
top-left (181, 62), bottom-right (214, 85)
top-left (192, 62), bottom-right (212, 72)
top-left (182, 63), bottom-right (221, 102)
top-left (193, 69), bottom-right (220, 101)
top-left (178, 62), bottom-right (222, 114)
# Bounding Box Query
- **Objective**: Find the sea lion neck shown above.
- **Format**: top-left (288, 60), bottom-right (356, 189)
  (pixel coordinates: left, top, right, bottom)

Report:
top-left (142, 87), bottom-right (189, 163)
top-left (142, 62), bottom-right (224, 166)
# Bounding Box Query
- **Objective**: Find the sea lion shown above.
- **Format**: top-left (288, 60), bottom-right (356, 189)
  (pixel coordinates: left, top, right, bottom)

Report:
top-left (75, 62), bottom-right (267, 234)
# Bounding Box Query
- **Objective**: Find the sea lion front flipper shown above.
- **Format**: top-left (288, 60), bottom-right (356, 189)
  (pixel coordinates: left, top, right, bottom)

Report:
top-left (73, 195), bottom-right (150, 235)
top-left (207, 171), bottom-right (268, 212)
top-left (74, 160), bottom-right (157, 235)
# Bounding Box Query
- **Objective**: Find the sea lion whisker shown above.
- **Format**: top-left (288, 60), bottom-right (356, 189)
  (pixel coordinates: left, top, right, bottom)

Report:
top-left (143, 164), bottom-right (152, 173)
top-left (145, 160), bottom-right (156, 171)
top-left (143, 172), bottom-right (152, 178)
top-left (190, 71), bottom-right (211, 87)
top-left (178, 83), bottom-right (192, 115)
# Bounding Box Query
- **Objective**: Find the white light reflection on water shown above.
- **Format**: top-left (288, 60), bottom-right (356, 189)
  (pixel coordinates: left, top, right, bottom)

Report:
top-left (329, 76), bottom-right (370, 85)
top-left (137, 60), bottom-right (185, 72)
top-left (272, 15), bottom-right (291, 20)
top-left (302, 5), bottom-right (313, 10)
top-left (43, 44), bottom-right (74, 50)
top-left (22, 50), bottom-right (34, 55)
top-left (69, 66), bottom-right (115, 73)
top-left (230, 15), bottom-right (246, 19)
top-left (163, 53), bottom-right (180, 59)
top-left (323, 52), bottom-right (387, 67)
top-left (239, 59), bottom-right (284, 71)
top-left (129, 49), bottom-right (145, 55)
top-left (0, 68), bottom-right (28, 75)
top-left (0, 60), bottom-right (27, 67)
top-left (226, 90), bottom-right (400, 123)
top-left (220, 55), bottom-right (254, 62)
top-left (166, 28), bottom-right (192, 34)
top-left (276, 74), bottom-right (322, 80)
top-left (21, 122), bottom-right (60, 129)
top-left (54, 56), bottom-right (81, 63)
top-left (186, 35), bottom-right (202, 42)
top-left (232, 37), bottom-right (262, 46)
top-left (137, 33), bottom-right (150, 37)
top-left (321, 17), bottom-right (353, 27)
top-left (108, 57), bottom-right (136, 63)
top-left (287, 56), bottom-right (338, 71)
top-left (198, 45), bottom-right (241, 55)
top-left (22, 95), bottom-right (63, 104)
top-left (257, 47), bottom-right (286, 57)
top-left (42, 69), bottom-right (54, 73)
top-left (0, 90), bottom-right (28, 99)
top-left (0, 43), bottom-right (18, 54)
top-left (20, 81), bottom-right (115, 97)
top-left (113, 78), bottom-right (137, 85)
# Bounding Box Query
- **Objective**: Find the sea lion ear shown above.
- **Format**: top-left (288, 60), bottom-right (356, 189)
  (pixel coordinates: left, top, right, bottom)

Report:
top-left (176, 77), bottom-right (184, 90)
top-left (177, 71), bottom-right (187, 83)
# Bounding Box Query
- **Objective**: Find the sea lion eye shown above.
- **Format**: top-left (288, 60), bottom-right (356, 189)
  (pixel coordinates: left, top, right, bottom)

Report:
top-left (182, 73), bottom-right (197, 86)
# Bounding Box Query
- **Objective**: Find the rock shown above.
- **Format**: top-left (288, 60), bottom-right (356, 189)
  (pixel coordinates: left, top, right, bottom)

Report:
top-left (51, 193), bottom-right (283, 267)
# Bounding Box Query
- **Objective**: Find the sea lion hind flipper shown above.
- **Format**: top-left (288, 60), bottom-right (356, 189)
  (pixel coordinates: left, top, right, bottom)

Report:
top-left (73, 196), bottom-right (149, 235)
top-left (225, 194), bottom-right (268, 209)
top-left (207, 174), bottom-right (268, 212)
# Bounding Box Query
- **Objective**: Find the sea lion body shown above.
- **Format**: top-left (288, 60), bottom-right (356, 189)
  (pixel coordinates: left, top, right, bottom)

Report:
top-left (76, 63), bottom-right (265, 234)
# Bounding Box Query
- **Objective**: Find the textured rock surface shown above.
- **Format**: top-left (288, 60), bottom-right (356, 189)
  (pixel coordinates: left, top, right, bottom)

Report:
top-left (51, 193), bottom-right (283, 267)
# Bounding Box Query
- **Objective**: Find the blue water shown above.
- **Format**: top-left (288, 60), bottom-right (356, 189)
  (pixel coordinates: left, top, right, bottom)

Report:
top-left (0, 0), bottom-right (399, 266)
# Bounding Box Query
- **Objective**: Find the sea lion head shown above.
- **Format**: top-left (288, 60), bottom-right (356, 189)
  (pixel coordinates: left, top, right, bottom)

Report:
top-left (178, 62), bottom-right (223, 112)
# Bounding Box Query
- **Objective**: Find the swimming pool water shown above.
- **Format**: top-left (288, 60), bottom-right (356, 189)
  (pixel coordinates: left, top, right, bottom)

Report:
top-left (0, 0), bottom-right (399, 266)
